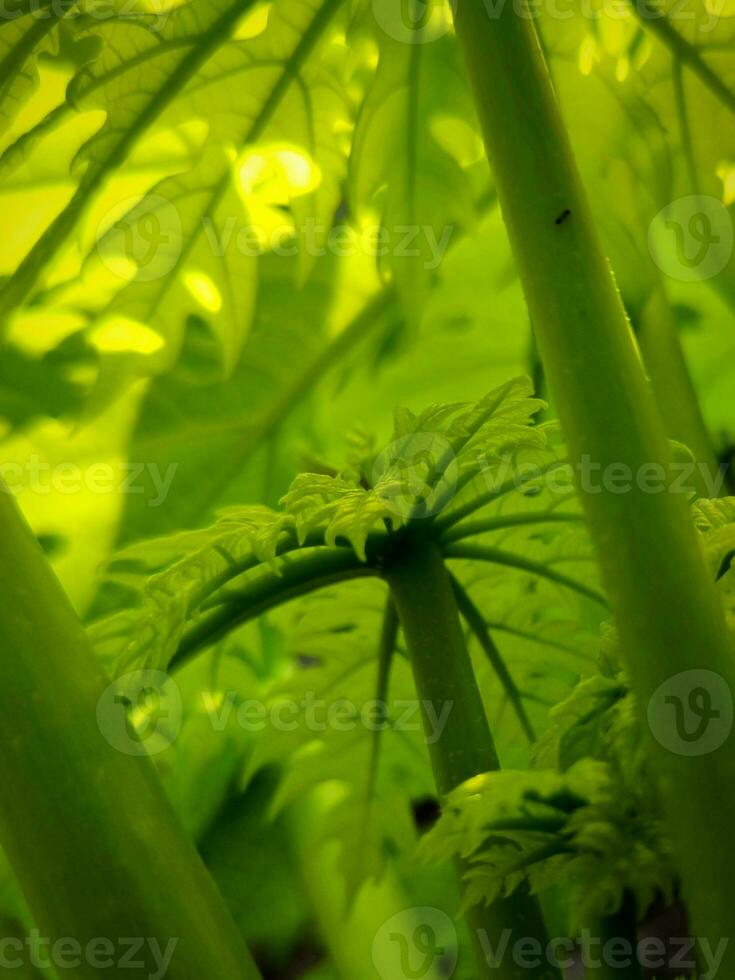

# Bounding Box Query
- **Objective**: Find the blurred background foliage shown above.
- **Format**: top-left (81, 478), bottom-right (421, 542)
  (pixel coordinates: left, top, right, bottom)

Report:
top-left (0, 0), bottom-right (733, 974)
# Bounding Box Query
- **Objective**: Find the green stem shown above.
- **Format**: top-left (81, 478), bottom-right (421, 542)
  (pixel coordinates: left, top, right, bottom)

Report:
top-left (0, 493), bottom-right (262, 979)
top-left (453, 0), bottom-right (735, 958)
top-left (635, 281), bottom-right (723, 497)
top-left (386, 535), bottom-right (560, 980)
top-left (386, 538), bottom-right (500, 794)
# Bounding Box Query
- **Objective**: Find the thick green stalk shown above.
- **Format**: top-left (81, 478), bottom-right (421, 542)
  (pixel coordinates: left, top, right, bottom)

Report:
top-left (386, 536), bottom-right (560, 980)
top-left (453, 0), bottom-right (735, 957)
top-left (0, 492), bottom-right (261, 980)
top-left (386, 539), bottom-right (499, 794)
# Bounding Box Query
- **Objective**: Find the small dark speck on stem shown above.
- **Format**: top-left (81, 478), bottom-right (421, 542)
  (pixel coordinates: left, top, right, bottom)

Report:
top-left (555, 209), bottom-right (572, 225)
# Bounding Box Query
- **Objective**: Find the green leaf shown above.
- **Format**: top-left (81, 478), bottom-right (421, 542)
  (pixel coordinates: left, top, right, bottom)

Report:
top-left (693, 496), bottom-right (735, 620)
top-left (90, 504), bottom-right (294, 670)
top-left (350, 11), bottom-right (478, 322)
top-left (108, 250), bottom-right (352, 545)
top-left (85, 0), bottom-right (350, 382)
top-left (93, 145), bottom-right (258, 376)
top-left (281, 472), bottom-right (398, 559)
top-left (242, 579), bottom-right (426, 895)
top-left (0, 0), bottom-right (78, 135)
top-left (0, 0), bottom-right (256, 323)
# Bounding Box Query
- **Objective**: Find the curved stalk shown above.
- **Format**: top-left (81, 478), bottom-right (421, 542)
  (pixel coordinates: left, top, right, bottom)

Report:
top-left (386, 535), bottom-right (560, 980)
top-left (171, 549), bottom-right (377, 669)
top-left (0, 493), bottom-right (262, 980)
top-left (452, 0), bottom-right (735, 957)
